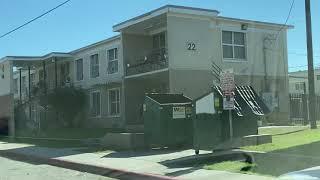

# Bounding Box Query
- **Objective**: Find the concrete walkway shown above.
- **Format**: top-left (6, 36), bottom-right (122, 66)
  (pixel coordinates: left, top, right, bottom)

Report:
top-left (0, 141), bottom-right (273, 180)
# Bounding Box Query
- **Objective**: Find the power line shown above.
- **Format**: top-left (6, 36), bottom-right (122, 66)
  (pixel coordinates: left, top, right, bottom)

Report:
top-left (0, 0), bottom-right (71, 39)
top-left (275, 0), bottom-right (295, 41)
top-left (289, 52), bottom-right (320, 58)
top-left (289, 63), bottom-right (320, 69)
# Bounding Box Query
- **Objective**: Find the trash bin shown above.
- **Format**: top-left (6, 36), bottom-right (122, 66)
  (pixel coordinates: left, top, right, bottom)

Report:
top-left (193, 85), bottom-right (269, 154)
top-left (143, 93), bottom-right (193, 148)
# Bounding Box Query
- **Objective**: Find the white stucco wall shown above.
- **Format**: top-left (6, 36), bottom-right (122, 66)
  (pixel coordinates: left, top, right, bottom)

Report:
top-left (0, 61), bottom-right (13, 96)
top-left (71, 38), bottom-right (123, 89)
top-left (166, 13), bottom-right (288, 78)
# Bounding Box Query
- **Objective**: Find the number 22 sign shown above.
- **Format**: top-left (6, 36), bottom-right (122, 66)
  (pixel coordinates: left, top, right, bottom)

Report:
top-left (187, 42), bottom-right (196, 51)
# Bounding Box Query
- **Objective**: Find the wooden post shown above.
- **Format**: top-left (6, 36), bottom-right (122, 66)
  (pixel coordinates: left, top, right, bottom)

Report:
top-left (305, 0), bottom-right (317, 129)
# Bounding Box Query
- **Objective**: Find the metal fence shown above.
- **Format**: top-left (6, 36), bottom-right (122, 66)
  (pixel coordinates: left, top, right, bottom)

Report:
top-left (289, 93), bottom-right (320, 125)
top-left (126, 48), bottom-right (168, 76)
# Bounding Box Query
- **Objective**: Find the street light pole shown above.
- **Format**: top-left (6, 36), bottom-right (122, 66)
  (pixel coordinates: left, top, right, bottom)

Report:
top-left (305, 0), bottom-right (317, 129)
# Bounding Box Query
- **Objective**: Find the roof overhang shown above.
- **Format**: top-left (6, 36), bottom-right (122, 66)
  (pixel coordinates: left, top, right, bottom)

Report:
top-left (217, 16), bottom-right (294, 30)
top-left (113, 5), bottom-right (219, 32)
top-left (0, 52), bottom-right (72, 68)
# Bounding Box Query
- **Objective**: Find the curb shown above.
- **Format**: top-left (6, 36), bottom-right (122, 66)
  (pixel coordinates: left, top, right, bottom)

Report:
top-left (0, 150), bottom-right (177, 180)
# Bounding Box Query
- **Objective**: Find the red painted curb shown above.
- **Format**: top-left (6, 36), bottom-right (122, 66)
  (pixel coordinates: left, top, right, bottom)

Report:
top-left (0, 150), bottom-right (178, 180)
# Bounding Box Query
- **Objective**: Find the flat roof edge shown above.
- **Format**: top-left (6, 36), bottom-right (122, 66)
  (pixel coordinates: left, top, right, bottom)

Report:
top-left (70, 35), bottom-right (120, 54)
top-left (113, 5), bottom-right (219, 32)
top-left (217, 16), bottom-right (294, 29)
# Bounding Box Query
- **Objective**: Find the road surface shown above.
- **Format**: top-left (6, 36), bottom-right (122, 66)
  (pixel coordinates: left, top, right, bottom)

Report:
top-left (0, 156), bottom-right (115, 180)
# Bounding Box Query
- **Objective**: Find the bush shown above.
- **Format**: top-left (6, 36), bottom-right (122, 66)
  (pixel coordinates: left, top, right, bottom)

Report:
top-left (40, 87), bottom-right (87, 127)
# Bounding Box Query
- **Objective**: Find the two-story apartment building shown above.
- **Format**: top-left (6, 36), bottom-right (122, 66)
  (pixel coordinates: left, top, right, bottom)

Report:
top-left (0, 5), bottom-right (292, 134)
top-left (289, 69), bottom-right (320, 95)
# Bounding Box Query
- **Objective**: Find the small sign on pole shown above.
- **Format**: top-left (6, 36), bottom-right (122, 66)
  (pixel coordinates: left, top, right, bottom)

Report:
top-left (220, 68), bottom-right (235, 110)
top-left (220, 68), bottom-right (235, 139)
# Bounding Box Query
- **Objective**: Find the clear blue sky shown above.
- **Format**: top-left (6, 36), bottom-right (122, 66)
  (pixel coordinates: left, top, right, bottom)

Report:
top-left (0, 0), bottom-right (319, 71)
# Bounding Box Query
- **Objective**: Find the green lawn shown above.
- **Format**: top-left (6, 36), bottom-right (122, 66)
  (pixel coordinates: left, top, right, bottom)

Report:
top-left (258, 126), bottom-right (308, 136)
top-left (205, 127), bottom-right (320, 177)
top-left (204, 161), bottom-right (256, 174)
top-left (244, 128), bottom-right (320, 152)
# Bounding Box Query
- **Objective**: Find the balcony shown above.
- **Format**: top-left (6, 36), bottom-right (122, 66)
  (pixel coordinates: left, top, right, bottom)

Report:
top-left (126, 48), bottom-right (168, 76)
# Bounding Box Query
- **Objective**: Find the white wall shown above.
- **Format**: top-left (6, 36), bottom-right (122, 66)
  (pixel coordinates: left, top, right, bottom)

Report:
top-left (167, 13), bottom-right (288, 78)
top-left (196, 92), bottom-right (215, 114)
top-left (0, 61), bottom-right (13, 96)
top-left (72, 38), bottom-right (123, 89)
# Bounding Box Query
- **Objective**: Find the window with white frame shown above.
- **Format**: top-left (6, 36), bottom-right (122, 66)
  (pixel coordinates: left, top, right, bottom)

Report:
top-left (30, 74), bottom-right (36, 87)
top-left (21, 76), bottom-right (26, 93)
top-left (90, 91), bottom-right (101, 117)
top-left (76, 59), bottom-right (83, 81)
top-left (222, 31), bottom-right (246, 60)
top-left (90, 54), bottom-right (99, 78)
top-left (14, 78), bottom-right (18, 94)
top-left (39, 69), bottom-right (44, 80)
top-left (108, 88), bottom-right (120, 116)
top-left (107, 48), bottom-right (118, 74)
top-left (295, 82), bottom-right (305, 91)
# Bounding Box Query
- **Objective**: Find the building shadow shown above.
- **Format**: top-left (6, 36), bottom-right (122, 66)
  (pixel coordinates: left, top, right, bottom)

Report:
top-left (250, 141), bottom-right (320, 177)
top-left (102, 148), bottom-right (183, 158)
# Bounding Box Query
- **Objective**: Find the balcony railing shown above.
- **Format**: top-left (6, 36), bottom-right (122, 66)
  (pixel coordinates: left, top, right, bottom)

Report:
top-left (126, 48), bottom-right (168, 76)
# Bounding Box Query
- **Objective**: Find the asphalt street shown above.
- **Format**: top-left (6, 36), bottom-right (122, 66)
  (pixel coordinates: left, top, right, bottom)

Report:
top-left (0, 156), bottom-right (115, 180)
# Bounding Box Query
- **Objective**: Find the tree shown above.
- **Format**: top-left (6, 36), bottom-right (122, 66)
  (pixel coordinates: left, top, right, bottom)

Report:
top-left (41, 87), bottom-right (87, 127)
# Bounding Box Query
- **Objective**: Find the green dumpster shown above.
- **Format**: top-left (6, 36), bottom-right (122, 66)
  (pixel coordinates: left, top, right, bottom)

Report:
top-left (143, 93), bottom-right (193, 148)
top-left (193, 85), bottom-right (269, 154)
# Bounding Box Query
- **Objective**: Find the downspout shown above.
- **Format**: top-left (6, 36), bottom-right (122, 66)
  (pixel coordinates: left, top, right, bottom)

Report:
top-left (54, 57), bottom-right (58, 89)
top-left (263, 37), bottom-right (268, 92)
top-left (19, 68), bottom-right (22, 103)
top-left (43, 61), bottom-right (47, 95)
top-left (28, 66), bottom-right (31, 121)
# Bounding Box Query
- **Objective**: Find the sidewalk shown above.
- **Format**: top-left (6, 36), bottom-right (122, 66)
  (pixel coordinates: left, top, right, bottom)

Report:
top-left (0, 141), bottom-right (272, 180)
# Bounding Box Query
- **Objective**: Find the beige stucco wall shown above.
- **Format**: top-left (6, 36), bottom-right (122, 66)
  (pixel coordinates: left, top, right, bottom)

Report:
top-left (166, 14), bottom-right (288, 77)
top-left (0, 61), bottom-right (13, 96)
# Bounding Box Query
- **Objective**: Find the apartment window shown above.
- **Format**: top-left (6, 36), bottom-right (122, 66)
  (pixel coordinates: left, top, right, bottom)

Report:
top-left (76, 59), bottom-right (83, 81)
top-left (90, 54), bottom-right (99, 78)
top-left (30, 74), bottom-right (36, 87)
top-left (21, 76), bottom-right (26, 93)
top-left (60, 62), bottom-right (70, 75)
top-left (295, 82), bottom-right (305, 91)
top-left (153, 32), bottom-right (166, 49)
top-left (14, 79), bottom-right (18, 94)
top-left (107, 48), bottom-right (118, 74)
top-left (39, 69), bottom-right (44, 80)
top-left (222, 31), bottom-right (246, 60)
top-left (109, 88), bottom-right (120, 116)
top-left (90, 91), bottom-right (101, 117)
top-left (317, 75), bottom-right (320, 80)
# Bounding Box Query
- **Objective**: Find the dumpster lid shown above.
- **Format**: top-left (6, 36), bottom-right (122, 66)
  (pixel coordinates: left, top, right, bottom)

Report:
top-left (214, 85), bottom-right (270, 116)
top-left (146, 93), bottom-right (192, 105)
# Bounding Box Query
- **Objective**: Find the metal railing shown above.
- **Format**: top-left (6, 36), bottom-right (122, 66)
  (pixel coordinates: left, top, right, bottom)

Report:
top-left (126, 48), bottom-right (168, 76)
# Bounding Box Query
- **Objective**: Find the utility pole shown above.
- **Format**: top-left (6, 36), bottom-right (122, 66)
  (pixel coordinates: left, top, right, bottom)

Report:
top-left (305, 0), bottom-right (317, 129)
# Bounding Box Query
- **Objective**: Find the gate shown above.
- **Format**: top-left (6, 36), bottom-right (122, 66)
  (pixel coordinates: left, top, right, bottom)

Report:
top-left (289, 93), bottom-right (320, 125)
